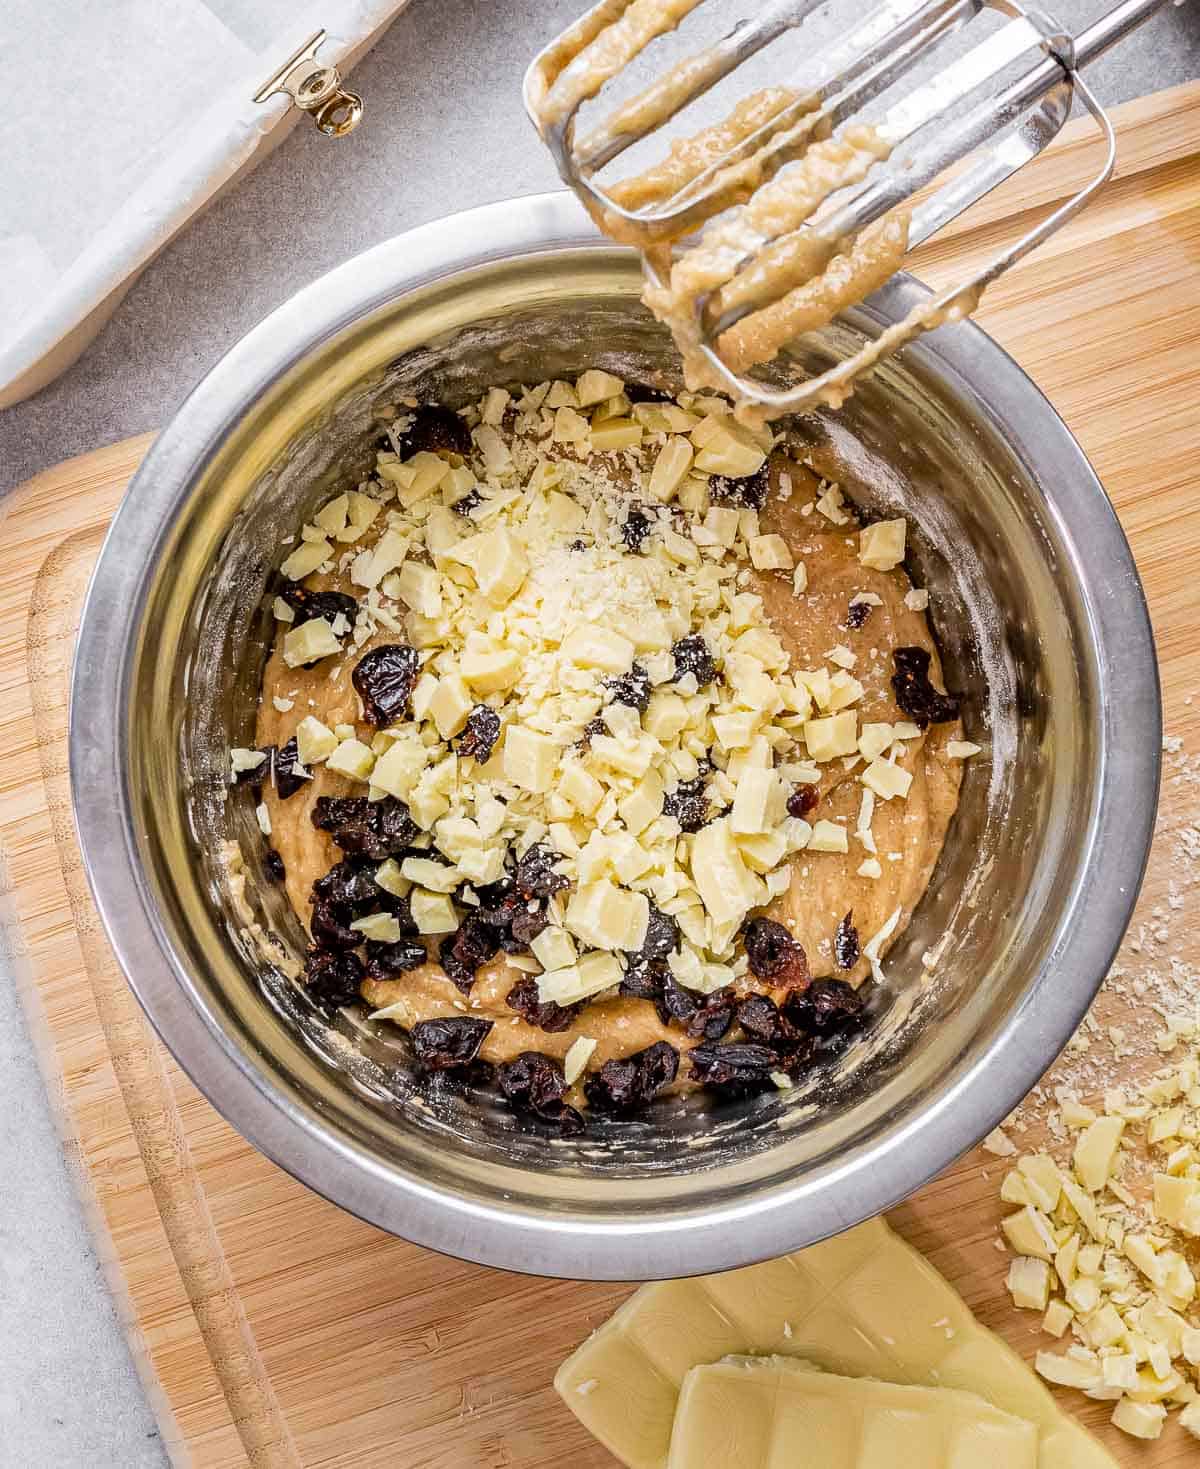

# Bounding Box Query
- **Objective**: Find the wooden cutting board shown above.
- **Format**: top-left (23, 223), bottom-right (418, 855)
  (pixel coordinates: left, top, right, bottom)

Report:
top-left (5, 83), bottom-right (1200, 1469)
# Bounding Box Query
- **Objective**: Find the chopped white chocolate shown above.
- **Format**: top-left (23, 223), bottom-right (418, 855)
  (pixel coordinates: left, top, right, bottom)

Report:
top-left (1008, 1257), bottom-right (1052, 1312)
top-left (946, 740), bottom-right (982, 759)
top-left (410, 889), bottom-right (457, 934)
top-left (859, 518), bottom-right (907, 571)
top-left (326, 739), bottom-right (375, 782)
top-left (294, 716), bottom-right (338, 766)
top-left (563, 1035), bottom-right (598, 1085)
top-left (747, 533), bottom-right (794, 571)
top-left (282, 617), bottom-right (341, 668)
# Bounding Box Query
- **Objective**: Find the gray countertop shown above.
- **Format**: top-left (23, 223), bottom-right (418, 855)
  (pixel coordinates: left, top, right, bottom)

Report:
top-left (2, 2), bottom-right (1198, 1463)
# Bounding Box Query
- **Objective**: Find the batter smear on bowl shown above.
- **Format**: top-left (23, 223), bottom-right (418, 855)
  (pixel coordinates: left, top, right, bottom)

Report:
top-left (236, 373), bottom-right (975, 1130)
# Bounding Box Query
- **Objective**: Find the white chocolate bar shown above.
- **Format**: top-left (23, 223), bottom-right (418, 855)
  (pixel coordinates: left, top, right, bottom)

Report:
top-left (668, 1356), bottom-right (1038, 1469)
top-left (554, 1218), bottom-right (1118, 1469)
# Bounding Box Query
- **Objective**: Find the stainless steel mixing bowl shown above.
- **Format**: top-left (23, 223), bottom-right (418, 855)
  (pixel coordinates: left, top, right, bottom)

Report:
top-left (70, 192), bottom-right (1159, 1280)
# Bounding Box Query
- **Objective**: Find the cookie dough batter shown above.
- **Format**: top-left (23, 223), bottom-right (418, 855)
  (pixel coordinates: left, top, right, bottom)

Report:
top-left (243, 377), bottom-right (968, 1126)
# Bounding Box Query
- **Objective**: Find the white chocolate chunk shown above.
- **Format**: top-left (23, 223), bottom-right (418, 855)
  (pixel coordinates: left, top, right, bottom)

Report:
top-left (562, 624), bottom-right (636, 673)
top-left (1001, 1206), bottom-right (1059, 1262)
top-left (575, 369), bottom-right (625, 406)
top-left (859, 517), bottom-right (907, 571)
top-left (689, 818), bottom-right (763, 929)
top-left (747, 533), bottom-right (794, 571)
top-left (862, 758), bottom-right (913, 802)
top-left (326, 738), bottom-right (376, 781)
top-left (563, 1036), bottom-right (598, 1085)
top-left (370, 734), bottom-right (429, 800)
top-left (410, 889), bottom-right (457, 934)
top-left (946, 740), bottom-right (982, 759)
top-left (1073, 1115), bottom-right (1125, 1193)
top-left (460, 642), bottom-right (521, 693)
top-left (648, 437), bottom-right (694, 502)
top-left (283, 617), bottom-right (341, 668)
top-left (538, 951), bottom-right (623, 1006)
top-left (729, 768), bottom-right (785, 836)
top-left (668, 1357), bottom-right (1038, 1469)
top-left (295, 716), bottom-right (338, 766)
top-left (1110, 1399), bottom-right (1165, 1440)
top-left (280, 536), bottom-right (332, 580)
top-left (374, 859), bottom-right (410, 899)
top-left (808, 820), bottom-right (849, 854)
top-left (427, 674), bottom-right (473, 740)
top-left (804, 712), bottom-right (858, 761)
top-left (1007, 1257), bottom-right (1052, 1312)
top-left (531, 926), bottom-right (577, 973)
top-left (564, 880), bottom-right (649, 952)
top-left (395, 560), bottom-right (443, 618)
top-left (350, 911), bottom-right (403, 943)
top-left (503, 726), bottom-right (559, 794)
top-left (591, 418), bottom-right (644, 451)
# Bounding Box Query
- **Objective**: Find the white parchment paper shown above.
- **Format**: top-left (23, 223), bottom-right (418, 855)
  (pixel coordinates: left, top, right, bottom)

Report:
top-left (0, 0), bottom-right (412, 405)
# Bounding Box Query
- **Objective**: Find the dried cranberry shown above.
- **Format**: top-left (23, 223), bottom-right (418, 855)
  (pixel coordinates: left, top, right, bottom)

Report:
top-left (605, 662), bottom-right (651, 712)
top-left (663, 774), bottom-right (710, 833)
top-left (457, 705), bottom-right (501, 763)
top-left (783, 977), bottom-right (866, 1043)
top-left (363, 938), bottom-right (427, 980)
top-left (310, 899), bottom-right (360, 951)
top-left (786, 784), bottom-right (819, 818)
top-left (438, 913), bottom-right (501, 994)
top-left (569, 538), bottom-right (587, 552)
top-left (743, 917), bottom-right (810, 989)
top-left (353, 644), bottom-right (420, 726)
top-left (892, 646), bottom-right (959, 727)
top-left (670, 635), bottom-right (717, 688)
top-left (498, 1052), bottom-right (585, 1134)
top-left (689, 1041), bottom-right (776, 1091)
top-left (506, 902), bottom-right (549, 951)
top-left (619, 958), bottom-right (667, 1002)
top-left (686, 988), bottom-right (736, 1041)
top-left (631, 904), bottom-right (680, 963)
top-left (655, 973), bottom-right (697, 1027)
top-left (846, 598), bottom-right (873, 630)
top-left (505, 977), bottom-right (581, 1033)
top-left (279, 584), bottom-right (358, 626)
top-left (736, 993), bottom-right (791, 1047)
top-left (514, 843), bottom-right (569, 900)
top-left (264, 848), bottom-right (285, 882)
top-left (271, 738), bottom-right (310, 799)
top-left (312, 858), bottom-right (379, 912)
top-left (620, 508), bottom-right (652, 553)
top-left (709, 462), bottom-right (768, 511)
top-left (584, 1041), bottom-right (678, 1113)
top-left (397, 403), bottom-right (471, 458)
top-left (625, 383), bottom-right (672, 403)
top-left (452, 488), bottom-right (482, 516)
top-left (473, 876), bottom-right (521, 928)
top-left (303, 948), bottom-right (364, 1011)
top-left (834, 911), bottom-right (860, 970)
top-left (410, 1016), bottom-right (492, 1070)
top-left (311, 795), bottom-right (418, 859)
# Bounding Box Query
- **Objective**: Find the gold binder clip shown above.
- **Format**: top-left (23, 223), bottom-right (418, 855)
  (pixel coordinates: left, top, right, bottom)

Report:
top-left (254, 29), bottom-right (363, 138)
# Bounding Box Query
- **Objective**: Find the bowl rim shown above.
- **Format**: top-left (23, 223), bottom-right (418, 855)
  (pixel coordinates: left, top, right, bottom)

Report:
top-left (69, 190), bottom-right (1161, 1279)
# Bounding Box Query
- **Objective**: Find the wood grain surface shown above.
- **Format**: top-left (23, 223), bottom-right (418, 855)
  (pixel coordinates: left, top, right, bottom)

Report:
top-left (4, 83), bottom-right (1200, 1468)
